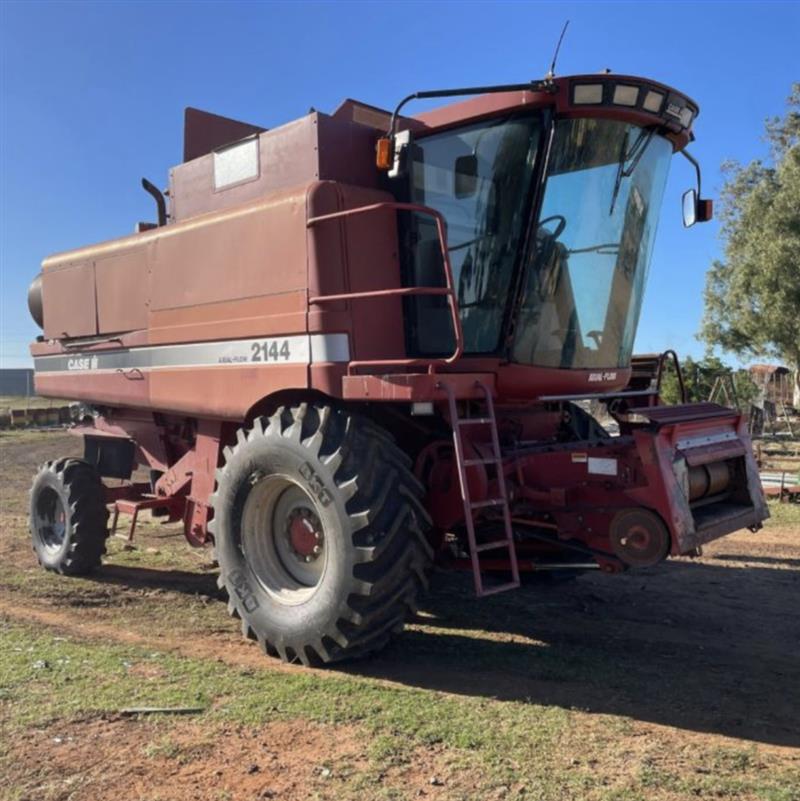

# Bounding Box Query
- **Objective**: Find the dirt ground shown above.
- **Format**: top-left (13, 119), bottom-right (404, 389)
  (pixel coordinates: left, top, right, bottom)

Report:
top-left (1, 430), bottom-right (799, 801)
top-left (5, 715), bottom-right (480, 801)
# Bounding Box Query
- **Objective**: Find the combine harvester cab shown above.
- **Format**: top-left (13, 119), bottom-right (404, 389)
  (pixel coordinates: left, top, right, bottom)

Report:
top-left (27, 73), bottom-right (768, 664)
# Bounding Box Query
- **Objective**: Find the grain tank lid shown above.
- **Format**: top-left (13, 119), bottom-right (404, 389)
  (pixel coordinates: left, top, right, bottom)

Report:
top-left (183, 107), bottom-right (267, 163)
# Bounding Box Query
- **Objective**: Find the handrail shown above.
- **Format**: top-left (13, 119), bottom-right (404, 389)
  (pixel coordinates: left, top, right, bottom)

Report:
top-left (656, 349), bottom-right (687, 404)
top-left (307, 201), bottom-right (464, 374)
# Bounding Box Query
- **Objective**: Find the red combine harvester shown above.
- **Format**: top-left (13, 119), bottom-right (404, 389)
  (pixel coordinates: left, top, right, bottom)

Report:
top-left (27, 74), bottom-right (768, 664)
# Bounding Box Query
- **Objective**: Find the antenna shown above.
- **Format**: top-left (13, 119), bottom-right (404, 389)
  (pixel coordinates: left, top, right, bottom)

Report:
top-left (546, 20), bottom-right (570, 79)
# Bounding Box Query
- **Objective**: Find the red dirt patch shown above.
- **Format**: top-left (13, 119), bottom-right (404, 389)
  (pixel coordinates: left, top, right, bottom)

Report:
top-left (7, 715), bottom-right (477, 801)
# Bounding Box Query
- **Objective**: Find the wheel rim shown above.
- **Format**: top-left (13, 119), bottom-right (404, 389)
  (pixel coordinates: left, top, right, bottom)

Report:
top-left (610, 509), bottom-right (670, 567)
top-left (240, 474), bottom-right (327, 605)
top-left (35, 486), bottom-right (67, 553)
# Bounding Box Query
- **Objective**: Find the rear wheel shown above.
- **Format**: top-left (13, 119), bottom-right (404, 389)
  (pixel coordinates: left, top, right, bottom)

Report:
top-left (210, 403), bottom-right (433, 665)
top-left (29, 458), bottom-right (109, 575)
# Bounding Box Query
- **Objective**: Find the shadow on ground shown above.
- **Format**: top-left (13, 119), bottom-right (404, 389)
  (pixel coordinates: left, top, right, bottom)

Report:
top-left (92, 564), bottom-right (219, 596)
top-left (82, 550), bottom-right (800, 749)
top-left (358, 556), bottom-right (800, 748)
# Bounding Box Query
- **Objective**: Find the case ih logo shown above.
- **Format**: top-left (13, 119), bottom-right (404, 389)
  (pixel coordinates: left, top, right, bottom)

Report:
top-left (67, 355), bottom-right (99, 371)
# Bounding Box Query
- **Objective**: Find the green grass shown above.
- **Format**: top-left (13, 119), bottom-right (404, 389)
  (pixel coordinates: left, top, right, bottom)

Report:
top-left (0, 619), bottom-right (564, 799)
top-left (0, 427), bottom-right (64, 446)
top-left (142, 735), bottom-right (186, 761)
top-left (765, 499), bottom-right (800, 527)
top-left (0, 395), bottom-right (73, 410)
top-left (2, 619), bottom-right (798, 801)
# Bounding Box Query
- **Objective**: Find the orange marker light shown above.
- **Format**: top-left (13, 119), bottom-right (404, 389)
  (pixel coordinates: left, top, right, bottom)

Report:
top-left (375, 137), bottom-right (393, 170)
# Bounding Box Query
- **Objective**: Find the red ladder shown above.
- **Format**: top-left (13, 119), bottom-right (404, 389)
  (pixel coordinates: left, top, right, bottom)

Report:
top-left (439, 380), bottom-right (520, 597)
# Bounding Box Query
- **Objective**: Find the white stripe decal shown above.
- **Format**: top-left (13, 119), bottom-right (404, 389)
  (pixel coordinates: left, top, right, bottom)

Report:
top-left (34, 334), bottom-right (350, 373)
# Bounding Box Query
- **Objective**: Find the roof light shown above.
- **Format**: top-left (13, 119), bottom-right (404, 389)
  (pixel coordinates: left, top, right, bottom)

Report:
top-left (643, 90), bottom-right (664, 113)
top-left (568, 79), bottom-right (695, 130)
top-left (573, 83), bottom-right (603, 104)
top-left (613, 84), bottom-right (639, 107)
top-left (664, 101), bottom-right (695, 129)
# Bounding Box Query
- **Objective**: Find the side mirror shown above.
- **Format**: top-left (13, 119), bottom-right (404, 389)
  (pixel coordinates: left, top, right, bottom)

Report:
top-left (454, 154), bottom-right (478, 199)
top-left (682, 189), bottom-right (697, 227)
top-left (682, 188), bottom-right (714, 227)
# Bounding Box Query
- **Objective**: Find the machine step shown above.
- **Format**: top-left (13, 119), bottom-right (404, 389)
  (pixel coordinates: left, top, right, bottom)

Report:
top-left (475, 539), bottom-right (515, 553)
top-left (437, 378), bottom-right (520, 598)
top-left (469, 498), bottom-right (506, 509)
top-left (110, 494), bottom-right (181, 543)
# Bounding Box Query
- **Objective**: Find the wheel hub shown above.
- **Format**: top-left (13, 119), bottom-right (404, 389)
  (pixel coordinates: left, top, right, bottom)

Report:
top-left (286, 509), bottom-right (323, 562)
top-left (240, 476), bottom-right (328, 604)
top-left (620, 524), bottom-right (651, 551)
top-left (609, 508), bottom-right (670, 567)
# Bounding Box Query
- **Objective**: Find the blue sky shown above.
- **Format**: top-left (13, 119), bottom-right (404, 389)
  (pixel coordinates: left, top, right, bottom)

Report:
top-left (1, 0), bottom-right (798, 368)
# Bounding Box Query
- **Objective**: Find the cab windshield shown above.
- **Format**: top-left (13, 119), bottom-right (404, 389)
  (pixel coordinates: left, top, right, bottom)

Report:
top-left (402, 115), bottom-right (672, 366)
top-left (512, 118), bottom-right (672, 369)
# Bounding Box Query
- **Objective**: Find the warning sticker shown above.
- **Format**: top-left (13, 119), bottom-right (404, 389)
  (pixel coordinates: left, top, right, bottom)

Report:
top-left (588, 457), bottom-right (617, 476)
top-left (571, 453), bottom-right (588, 463)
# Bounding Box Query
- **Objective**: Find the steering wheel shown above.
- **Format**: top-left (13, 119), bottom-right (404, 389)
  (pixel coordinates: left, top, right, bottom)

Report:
top-left (538, 214), bottom-right (567, 239)
top-left (449, 234), bottom-right (489, 253)
top-left (587, 330), bottom-right (603, 348)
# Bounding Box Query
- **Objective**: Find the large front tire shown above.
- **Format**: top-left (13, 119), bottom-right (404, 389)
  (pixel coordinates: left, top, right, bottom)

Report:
top-left (210, 403), bottom-right (432, 665)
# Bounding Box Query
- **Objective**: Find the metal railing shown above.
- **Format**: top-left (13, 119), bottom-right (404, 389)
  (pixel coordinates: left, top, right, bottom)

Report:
top-left (306, 201), bottom-right (464, 375)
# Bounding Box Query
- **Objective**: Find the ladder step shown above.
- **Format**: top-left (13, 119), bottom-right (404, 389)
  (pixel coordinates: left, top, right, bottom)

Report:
top-left (479, 581), bottom-right (521, 597)
top-left (440, 378), bottom-right (520, 599)
top-left (475, 539), bottom-right (514, 553)
top-left (469, 498), bottom-right (505, 509)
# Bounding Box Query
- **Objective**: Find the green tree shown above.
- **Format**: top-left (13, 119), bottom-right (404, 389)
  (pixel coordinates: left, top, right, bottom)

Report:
top-left (700, 83), bottom-right (800, 406)
top-left (659, 355), bottom-right (759, 409)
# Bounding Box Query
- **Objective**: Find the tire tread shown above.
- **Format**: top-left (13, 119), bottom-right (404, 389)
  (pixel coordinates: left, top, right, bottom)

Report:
top-left (213, 402), bottom-right (431, 664)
